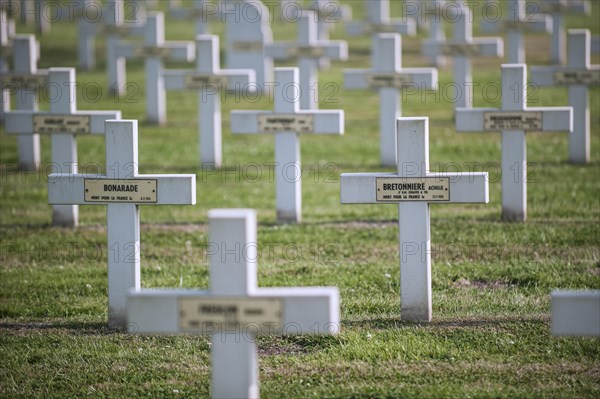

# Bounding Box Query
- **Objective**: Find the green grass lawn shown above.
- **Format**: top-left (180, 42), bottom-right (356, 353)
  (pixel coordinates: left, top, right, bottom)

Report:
top-left (1, 1), bottom-right (599, 398)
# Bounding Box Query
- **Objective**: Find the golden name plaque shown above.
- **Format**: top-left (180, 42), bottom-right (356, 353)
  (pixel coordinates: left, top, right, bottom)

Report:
top-left (184, 74), bottom-right (229, 90)
top-left (288, 46), bottom-right (326, 58)
top-left (179, 297), bottom-right (284, 333)
top-left (441, 43), bottom-right (481, 57)
top-left (483, 112), bottom-right (543, 131)
top-left (134, 46), bottom-right (172, 58)
top-left (84, 179), bottom-right (158, 203)
top-left (257, 114), bottom-right (314, 133)
top-left (2, 73), bottom-right (48, 90)
top-left (232, 41), bottom-right (264, 51)
top-left (376, 177), bottom-right (450, 202)
top-left (33, 115), bottom-right (91, 135)
top-left (554, 70), bottom-right (600, 85)
top-left (367, 74), bottom-right (414, 88)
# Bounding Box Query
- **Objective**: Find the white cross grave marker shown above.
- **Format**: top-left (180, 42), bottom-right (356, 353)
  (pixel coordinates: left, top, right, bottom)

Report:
top-left (231, 67), bottom-right (344, 223)
top-left (4, 68), bottom-right (122, 227)
top-left (164, 34), bottom-right (256, 168)
top-left (224, 0), bottom-right (273, 87)
top-left (48, 120), bottom-right (197, 329)
top-left (345, 33), bottom-right (437, 166)
top-left (1, 34), bottom-right (47, 170)
top-left (537, 0), bottom-right (591, 65)
top-left (531, 29), bottom-right (599, 164)
top-left (592, 35), bottom-right (599, 55)
top-left (127, 208), bottom-right (340, 399)
top-left (346, 0), bottom-right (416, 37)
top-left (114, 11), bottom-right (194, 125)
top-left (456, 64), bottom-right (573, 222)
top-left (340, 117), bottom-right (489, 322)
top-left (420, 0), bottom-right (447, 68)
top-left (77, 0), bottom-right (101, 70)
top-left (481, 0), bottom-right (551, 63)
top-left (170, 0), bottom-right (221, 35)
top-left (551, 290), bottom-right (600, 337)
top-left (266, 10), bottom-right (348, 110)
top-left (422, 2), bottom-right (503, 109)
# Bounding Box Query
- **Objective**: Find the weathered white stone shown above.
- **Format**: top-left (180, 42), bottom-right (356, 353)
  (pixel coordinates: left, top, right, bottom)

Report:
top-left (551, 291), bottom-right (600, 337)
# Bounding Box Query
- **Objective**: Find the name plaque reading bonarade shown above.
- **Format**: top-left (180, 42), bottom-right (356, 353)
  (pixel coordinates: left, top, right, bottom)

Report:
top-left (33, 115), bottom-right (91, 134)
top-left (84, 179), bottom-right (157, 203)
top-left (178, 297), bottom-right (283, 333)
top-left (184, 74), bottom-right (229, 90)
top-left (288, 46), bottom-right (326, 58)
top-left (554, 70), bottom-right (600, 85)
top-left (367, 74), bottom-right (413, 89)
top-left (257, 114), bottom-right (314, 133)
top-left (134, 46), bottom-right (172, 58)
top-left (2, 73), bottom-right (49, 90)
top-left (483, 112), bottom-right (543, 131)
top-left (376, 177), bottom-right (450, 202)
top-left (441, 43), bottom-right (481, 57)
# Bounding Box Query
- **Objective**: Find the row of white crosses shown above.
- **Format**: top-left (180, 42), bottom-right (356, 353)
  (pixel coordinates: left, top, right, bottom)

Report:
top-left (422, 2), bottom-right (503, 109)
top-left (48, 120), bottom-right (197, 329)
top-left (341, 117), bottom-right (490, 322)
top-left (1, 34), bottom-right (46, 171)
top-left (345, 33), bottom-right (437, 166)
top-left (128, 208), bottom-right (340, 398)
top-left (5, 68), bottom-right (122, 226)
top-left (530, 29), bottom-right (599, 164)
top-left (231, 67), bottom-right (344, 223)
top-left (456, 64), bottom-right (573, 222)
top-left (164, 34), bottom-right (255, 168)
top-left (266, 10), bottom-right (348, 110)
top-left (482, 0), bottom-right (551, 64)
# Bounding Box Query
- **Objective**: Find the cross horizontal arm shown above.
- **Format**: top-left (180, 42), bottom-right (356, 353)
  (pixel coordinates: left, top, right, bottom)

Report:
top-left (127, 287), bottom-right (340, 334)
top-left (340, 172), bottom-right (489, 204)
top-left (231, 110), bottom-right (344, 134)
top-left (47, 174), bottom-right (196, 205)
top-left (530, 66), bottom-right (600, 86)
top-left (4, 110), bottom-right (122, 135)
top-left (344, 68), bottom-right (437, 90)
top-left (163, 69), bottom-right (255, 91)
top-left (456, 108), bottom-right (573, 132)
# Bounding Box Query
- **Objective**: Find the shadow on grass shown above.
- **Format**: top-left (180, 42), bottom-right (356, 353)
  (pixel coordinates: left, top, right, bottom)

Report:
top-left (344, 316), bottom-right (548, 331)
top-left (0, 320), bottom-right (124, 335)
